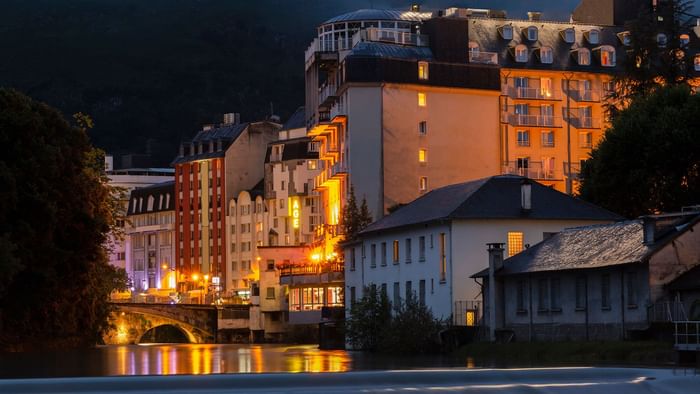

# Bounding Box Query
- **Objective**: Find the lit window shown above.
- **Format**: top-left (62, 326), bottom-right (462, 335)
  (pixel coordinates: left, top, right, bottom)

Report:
top-left (418, 61), bottom-right (429, 80)
top-left (540, 77), bottom-right (553, 98)
top-left (561, 28), bottom-right (575, 43)
top-left (514, 44), bottom-right (528, 62)
top-left (680, 34), bottom-right (690, 46)
top-left (418, 149), bottom-right (427, 163)
top-left (657, 33), bottom-right (667, 47)
top-left (393, 240), bottom-right (399, 263)
top-left (618, 31), bottom-right (631, 46)
top-left (418, 120), bottom-right (427, 135)
top-left (539, 46), bottom-right (553, 64)
top-left (498, 25), bottom-right (513, 40)
top-left (516, 130), bottom-right (530, 146)
top-left (574, 48), bottom-right (591, 65)
top-left (419, 176), bottom-right (428, 192)
top-left (417, 92), bottom-right (426, 107)
top-left (541, 130), bottom-right (554, 147)
top-left (585, 29), bottom-right (600, 44)
top-left (526, 26), bottom-right (538, 41)
top-left (507, 231), bottom-right (524, 257)
top-left (694, 55), bottom-right (700, 71)
top-left (596, 45), bottom-right (616, 67)
top-left (307, 160), bottom-right (317, 170)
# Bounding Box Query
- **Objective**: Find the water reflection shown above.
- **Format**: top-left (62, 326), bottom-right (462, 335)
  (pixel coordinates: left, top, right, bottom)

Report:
top-left (105, 344), bottom-right (351, 376)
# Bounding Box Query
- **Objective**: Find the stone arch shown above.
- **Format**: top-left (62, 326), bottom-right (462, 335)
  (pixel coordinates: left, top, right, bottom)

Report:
top-left (103, 307), bottom-right (215, 345)
top-left (139, 323), bottom-right (192, 344)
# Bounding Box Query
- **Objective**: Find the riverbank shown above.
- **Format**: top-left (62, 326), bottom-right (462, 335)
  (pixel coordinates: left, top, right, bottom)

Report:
top-left (454, 341), bottom-right (677, 367)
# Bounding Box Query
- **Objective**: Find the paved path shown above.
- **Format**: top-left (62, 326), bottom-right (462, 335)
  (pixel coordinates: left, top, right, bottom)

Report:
top-left (1, 367), bottom-right (699, 393)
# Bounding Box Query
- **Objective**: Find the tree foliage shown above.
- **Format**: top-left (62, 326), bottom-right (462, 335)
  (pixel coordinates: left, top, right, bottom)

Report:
top-left (341, 185), bottom-right (373, 240)
top-left (580, 84), bottom-right (700, 218)
top-left (0, 89), bottom-right (127, 350)
top-left (346, 286), bottom-right (444, 354)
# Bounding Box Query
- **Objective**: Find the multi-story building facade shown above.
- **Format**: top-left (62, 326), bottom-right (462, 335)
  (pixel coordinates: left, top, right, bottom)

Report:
top-left (125, 181), bottom-right (176, 295)
top-left (173, 114), bottom-right (280, 296)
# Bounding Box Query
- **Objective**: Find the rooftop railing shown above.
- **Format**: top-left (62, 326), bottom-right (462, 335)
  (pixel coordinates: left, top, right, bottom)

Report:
top-left (358, 28), bottom-right (429, 47)
top-left (503, 86), bottom-right (561, 100)
top-left (468, 51), bottom-right (498, 65)
top-left (502, 161), bottom-right (557, 180)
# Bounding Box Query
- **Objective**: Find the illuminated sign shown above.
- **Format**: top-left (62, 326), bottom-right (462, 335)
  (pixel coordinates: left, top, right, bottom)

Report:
top-left (288, 197), bottom-right (300, 229)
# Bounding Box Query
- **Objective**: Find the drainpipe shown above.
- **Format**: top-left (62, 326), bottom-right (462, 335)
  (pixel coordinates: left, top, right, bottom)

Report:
top-left (564, 72), bottom-right (573, 195)
top-left (487, 243), bottom-right (505, 342)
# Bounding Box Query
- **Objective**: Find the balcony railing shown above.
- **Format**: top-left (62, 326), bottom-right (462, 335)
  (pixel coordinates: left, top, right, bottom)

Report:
top-left (501, 113), bottom-right (562, 127)
top-left (649, 301), bottom-right (688, 322)
top-left (503, 87), bottom-right (561, 100)
top-left (502, 161), bottom-right (557, 180)
top-left (675, 321), bottom-right (700, 351)
top-left (279, 262), bottom-right (344, 277)
top-left (563, 162), bottom-right (582, 180)
top-left (359, 28), bottom-right (429, 47)
top-left (314, 161), bottom-right (346, 189)
top-left (468, 51), bottom-right (498, 65)
top-left (564, 87), bottom-right (601, 102)
top-left (564, 115), bottom-right (600, 129)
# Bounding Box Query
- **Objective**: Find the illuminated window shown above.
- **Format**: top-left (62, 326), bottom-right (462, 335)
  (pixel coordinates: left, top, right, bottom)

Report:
top-left (507, 231), bottom-right (524, 256)
top-left (417, 92), bottom-right (427, 107)
top-left (327, 286), bottom-right (344, 306)
top-left (541, 130), bottom-right (554, 147)
top-left (596, 45), bottom-right (616, 67)
top-left (526, 26), bottom-right (538, 41)
top-left (680, 34), bottom-right (690, 46)
top-left (514, 44), bottom-right (528, 62)
top-left (418, 149), bottom-right (427, 163)
top-left (307, 160), bottom-right (317, 170)
top-left (392, 240), bottom-right (399, 263)
top-left (516, 130), bottom-right (530, 146)
top-left (498, 25), bottom-right (513, 40)
top-left (418, 120), bottom-right (427, 135)
top-left (561, 28), bottom-right (575, 43)
top-left (695, 55), bottom-right (700, 71)
top-left (585, 29), bottom-right (600, 44)
top-left (419, 176), bottom-right (428, 192)
top-left (465, 310), bottom-right (476, 326)
top-left (418, 61), bottom-right (429, 80)
top-left (573, 48), bottom-right (590, 65)
top-left (539, 46), bottom-right (553, 64)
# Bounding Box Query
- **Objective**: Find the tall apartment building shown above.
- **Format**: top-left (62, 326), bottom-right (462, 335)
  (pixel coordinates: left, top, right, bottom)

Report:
top-left (125, 181), bottom-right (176, 294)
top-left (173, 114), bottom-right (280, 294)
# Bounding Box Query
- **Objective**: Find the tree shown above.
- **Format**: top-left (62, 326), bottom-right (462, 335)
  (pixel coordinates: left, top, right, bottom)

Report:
top-left (345, 285), bottom-right (392, 351)
top-left (580, 84), bottom-right (700, 218)
top-left (608, 0), bottom-right (695, 115)
top-left (358, 197), bottom-right (373, 233)
top-left (384, 293), bottom-right (444, 355)
top-left (342, 185), bottom-right (373, 240)
top-left (0, 89), bottom-right (127, 350)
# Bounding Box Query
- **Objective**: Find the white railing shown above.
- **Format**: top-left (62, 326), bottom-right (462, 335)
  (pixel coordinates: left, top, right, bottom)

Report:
top-left (648, 301), bottom-right (688, 322)
top-left (564, 87), bottom-right (601, 102)
top-left (502, 161), bottom-right (557, 180)
top-left (361, 28), bottom-right (429, 47)
top-left (469, 51), bottom-right (498, 65)
top-left (504, 86), bottom-right (561, 100)
top-left (503, 113), bottom-right (562, 127)
top-left (674, 321), bottom-right (700, 351)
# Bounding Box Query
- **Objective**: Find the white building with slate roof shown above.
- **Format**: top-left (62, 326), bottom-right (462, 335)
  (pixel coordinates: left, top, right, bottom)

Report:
top-left (343, 175), bottom-right (621, 327)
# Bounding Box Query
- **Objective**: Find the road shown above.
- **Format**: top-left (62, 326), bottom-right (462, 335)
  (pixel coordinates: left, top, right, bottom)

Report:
top-left (1, 367), bottom-right (698, 393)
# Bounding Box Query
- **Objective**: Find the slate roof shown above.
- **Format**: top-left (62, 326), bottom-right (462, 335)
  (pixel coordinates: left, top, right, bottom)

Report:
top-left (172, 122), bottom-right (249, 165)
top-left (349, 41), bottom-right (434, 60)
top-left (282, 107), bottom-right (306, 131)
top-left (467, 16), bottom-right (627, 74)
top-left (264, 137), bottom-right (318, 163)
top-left (127, 181), bottom-right (175, 216)
top-left (323, 9), bottom-right (433, 25)
top-left (360, 175), bottom-right (622, 235)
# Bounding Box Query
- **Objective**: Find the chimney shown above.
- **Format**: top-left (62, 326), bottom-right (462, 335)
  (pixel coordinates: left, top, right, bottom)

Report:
top-left (521, 178), bottom-right (532, 212)
top-left (487, 243), bottom-right (505, 342)
top-left (528, 11), bottom-right (542, 21)
top-left (189, 142), bottom-right (195, 156)
top-left (642, 216), bottom-right (656, 245)
top-left (410, 4), bottom-right (420, 12)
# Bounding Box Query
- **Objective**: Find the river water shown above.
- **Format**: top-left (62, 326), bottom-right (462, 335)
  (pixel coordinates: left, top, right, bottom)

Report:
top-left (0, 344), bottom-right (474, 379)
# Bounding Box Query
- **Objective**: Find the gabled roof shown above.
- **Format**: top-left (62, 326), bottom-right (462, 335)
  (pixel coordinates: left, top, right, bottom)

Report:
top-left (171, 122), bottom-right (249, 165)
top-left (264, 137), bottom-right (318, 163)
top-left (323, 9), bottom-right (433, 25)
top-left (282, 107), bottom-right (306, 131)
top-left (127, 181), bottom-right (175, 215)
top-left (360, 175), bottom-right (622, 235)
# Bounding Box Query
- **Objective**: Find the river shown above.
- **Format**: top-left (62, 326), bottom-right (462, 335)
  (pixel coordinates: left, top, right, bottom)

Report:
top-left (0, 344), bottom-right (474, 378)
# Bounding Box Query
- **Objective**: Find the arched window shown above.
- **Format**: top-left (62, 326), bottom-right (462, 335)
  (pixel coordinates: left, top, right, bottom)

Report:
top-left (585, 29), bottom-right (600, 44)
top-left (468, 41), bottom-right (480, 53)
top-left (526, 26), bottom-right (538, 41)
top-left (680, 34), bottom-right (690, 46)
top-left (514, 44), bottom-right (528, 62)
top-left (618, 31), bottom-right (631, 46)
top-left (561, 28), bottom-right (575, 44)
top-left (573, 48), bottom-right (591, 65)
top-left (498, 25), bottom-right (513, 40)
top-left (595, 45), bottom-right (616, 67)
top-left (539, 46), bottom-right (553, 64)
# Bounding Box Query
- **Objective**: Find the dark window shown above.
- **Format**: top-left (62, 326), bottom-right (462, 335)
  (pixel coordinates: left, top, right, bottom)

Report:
top-left (627, 272), bottom-right (638, 308)
top-left (601, 274), bottom-right (611, 310)
top-left (575, 276), bottom-right (587, 310)
top-left (516, 280), bottom-right (527, 313)
top-left (393, 282), bottom-right (400, 308)
top-left (550, 278), bottom-right (561, 311)
top-left (419, 236), bottom-right (426, 261)
top-left (419, 280), bottom-right (426, 306)
top-left (538, 278), bottom-right (549, 311)
top-left (405, 281), bottom-right (413, 301)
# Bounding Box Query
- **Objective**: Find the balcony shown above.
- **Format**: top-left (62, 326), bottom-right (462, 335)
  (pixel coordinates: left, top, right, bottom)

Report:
top-left (279, 262), bottom-right (344, 286)
top-left (356, 28), bottom-right (429, 47)
top-left (562, 111), bottom-right (600, 129)
top-left (563, 162), bottom-right (582, 180)
top-left (502, 161), bottom-right (558, 180)
top-left (304, 37), bottom-right (340, 69)
top-left (314, 161), bottom-right (347, 190)
top-left (503, 86), bottom-right (561, 100)
top-left (501, 113), bottom-right (562, 128)
top-left (468, 51), bottom-right (498, 65)
top-left (564, 87), bottom-right (600, 102)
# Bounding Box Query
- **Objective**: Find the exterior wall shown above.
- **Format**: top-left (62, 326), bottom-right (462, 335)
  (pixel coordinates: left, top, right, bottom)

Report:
top-left (451, 218), bottom-right (613, 304)
top-left (382, 84), bottom-right (501, 215)
top-left (484, 264), bottom-right (650, 341)
top-left (224, 123), bottom-right (279, 200)
top-left (500, 69), bottom-right (613, 193)
top-left (648, 220), bottom-right (700, 301)
top-left (226, 192), bottom-right (265, 298)
top-left (344, 223), bottom-right (453, 321)
top-left (127, 210), bottom-right (176, 292)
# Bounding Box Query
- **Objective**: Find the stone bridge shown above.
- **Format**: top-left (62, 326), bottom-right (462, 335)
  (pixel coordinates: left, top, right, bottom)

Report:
top-left (103, 303), bottom-right (223, 345)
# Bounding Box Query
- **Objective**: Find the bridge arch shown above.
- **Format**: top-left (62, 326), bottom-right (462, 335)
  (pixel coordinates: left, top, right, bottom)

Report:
top-left (140, 324), bottom-right (192, 344)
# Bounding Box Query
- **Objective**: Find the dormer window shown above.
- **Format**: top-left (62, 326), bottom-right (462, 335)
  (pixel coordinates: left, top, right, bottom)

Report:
top-left (514, 44), bottom-right (528, 62)
top-left (498, 25), bottom-right (514, 40)
top-left (618, 31), bottom-right (631, 46)
top-left (418, 61), bottom-right (429, 80)
top-left (572, 48), bottom-right (591, 65)
top-left (680, 34), bottom-right (690, 46)
top-left (585, 29), bottom-right (600, 44)
top-left (594, 45), bottom-right (616, 67)
top-left (694, 54), bottom-right (700, 71)
top-left (468, 41), bottom-right (480, 53)
top-left (657, 33), bottom-right (668, 47)
top-left (538, 46), bottom-right (553, 64)
top-left (526, 26), bottom-right (538, 41)
top-left (561, 28), bottom-right (575, 44)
